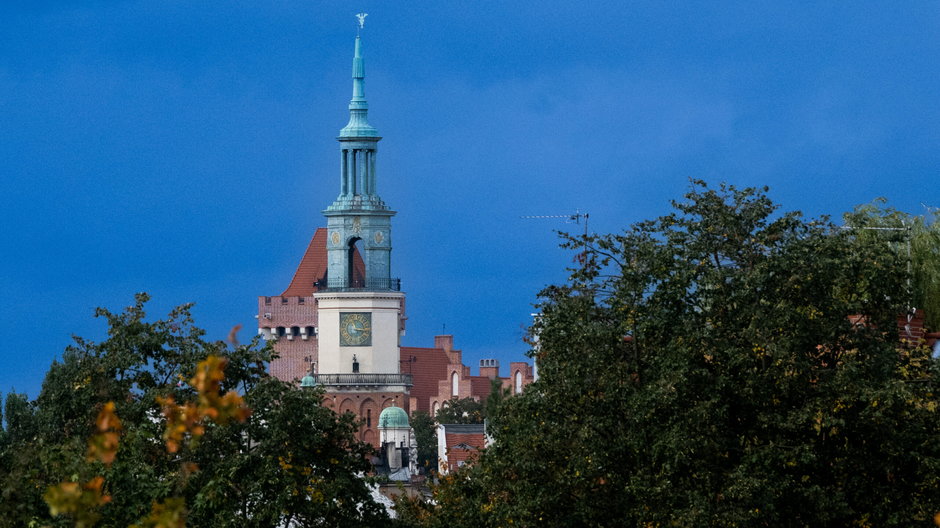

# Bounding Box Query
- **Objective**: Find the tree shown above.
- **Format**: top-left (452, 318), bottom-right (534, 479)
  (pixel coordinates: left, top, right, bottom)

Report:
top-left (410, 411), bottom-right (438, 473)
top-left (434, 397), bottom-right (483, 425)
top-left (410, 382), bottom-right (509, 478)
top-left (844, 198), bottom-right (940, 330)
top-left (482, 378), bottom-right (510, 428)
top-left (0, 293), bottom-right (389, 527)
top-left (397, 181), bottom-right (940, 527)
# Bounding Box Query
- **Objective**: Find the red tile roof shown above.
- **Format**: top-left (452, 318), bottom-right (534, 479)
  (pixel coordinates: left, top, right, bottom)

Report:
top-left (444, 432), bottom-right (486, 468)
top-left (281, 228), bottom-right (365, 297)
top-left (402, 346), bottom-right (451, 414)
top-left (282, 229), bottom-right (328, 296)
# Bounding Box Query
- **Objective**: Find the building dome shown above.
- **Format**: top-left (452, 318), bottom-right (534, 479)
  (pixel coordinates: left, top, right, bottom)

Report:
top-left (299, 374), bottom-right (316, 388)
top-left (378, 406), bottom-right (409, 429)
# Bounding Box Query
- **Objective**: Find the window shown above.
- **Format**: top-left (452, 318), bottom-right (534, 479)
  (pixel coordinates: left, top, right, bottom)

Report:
top-left (367, 409), bottom-right (372, 427)
top-left (352, 355), bottom-right (360, 373)
top-left (451, 372), bottom-right (459, 397)
top-left (515, 371), bottom-right (523, 394)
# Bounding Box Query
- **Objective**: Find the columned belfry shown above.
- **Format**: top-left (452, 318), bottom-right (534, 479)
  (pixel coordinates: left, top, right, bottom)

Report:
top-left (322, 30), bottom-right (396, 291)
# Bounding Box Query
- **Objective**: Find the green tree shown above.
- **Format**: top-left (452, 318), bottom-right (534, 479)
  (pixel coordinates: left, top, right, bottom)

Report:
top-left (435, 397), bottom-right (483, 425)
top-left (410, 411), bottom-right (438, 473)
top-left (0, 293), bottom-right (389, 527)
top-left (411, 381), bottom-right (508, 478)
top-left (398, 181), bottom-right (940, 527)
top-left (483, 378), bottom-right (510, 428)
top-left (844, 198), bottom-right (940, 330)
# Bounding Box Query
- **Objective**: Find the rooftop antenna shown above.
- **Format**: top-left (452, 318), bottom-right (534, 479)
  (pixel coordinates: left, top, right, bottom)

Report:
top-left (841, 221), bottom-right (914, 333)
top-left (923, 203), bottom-right (939, 219)
top-left (520, 209), bottom-right (590, 237)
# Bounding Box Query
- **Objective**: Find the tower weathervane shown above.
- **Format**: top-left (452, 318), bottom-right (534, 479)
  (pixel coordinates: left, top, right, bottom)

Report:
top-left (356, 13), bottom-right (368, 30)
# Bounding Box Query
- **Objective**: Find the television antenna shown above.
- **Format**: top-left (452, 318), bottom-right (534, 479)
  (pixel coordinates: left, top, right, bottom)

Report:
top-left (520, 209), bottom-right (590, 237)
top-left (841, 221), bottom-right (915, 329)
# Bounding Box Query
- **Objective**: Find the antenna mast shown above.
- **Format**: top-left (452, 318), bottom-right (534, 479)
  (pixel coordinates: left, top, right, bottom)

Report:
top-left (520, 209), bottom-right (590, 237)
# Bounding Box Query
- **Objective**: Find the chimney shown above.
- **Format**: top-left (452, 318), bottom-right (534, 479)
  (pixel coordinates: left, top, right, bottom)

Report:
top-left (435, 335), bottom-right (454, 352)
top-left (479, 358), bottom-right (499, 379)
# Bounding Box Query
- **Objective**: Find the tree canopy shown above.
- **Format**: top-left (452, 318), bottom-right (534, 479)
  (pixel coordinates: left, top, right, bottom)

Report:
top-left (844, 198), bottom-right (940, 331)
top-left (435, 397), bottom-right (485, 425)
top-left (397, 181), bottom-right (940, 527)
top-left (0, 294), bottom-right (389, 527)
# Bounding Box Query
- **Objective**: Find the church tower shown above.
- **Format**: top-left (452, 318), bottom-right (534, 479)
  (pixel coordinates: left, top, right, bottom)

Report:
top-left (309, 22), bottom-right (411, 442)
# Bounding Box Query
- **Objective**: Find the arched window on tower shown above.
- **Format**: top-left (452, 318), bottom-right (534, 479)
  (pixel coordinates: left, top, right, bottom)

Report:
top-left (451, 372), bottom-right (459, 397)
top-left (348, 238), bottom-right (364, 288)
top-left (352, 355), bottom-right (360, 373)
top-left (514, 370), bottom-right (523, 394)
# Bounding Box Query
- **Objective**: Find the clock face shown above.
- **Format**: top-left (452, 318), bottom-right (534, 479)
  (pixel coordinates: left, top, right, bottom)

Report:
top-left (339, 312), bottom-right (372, 346)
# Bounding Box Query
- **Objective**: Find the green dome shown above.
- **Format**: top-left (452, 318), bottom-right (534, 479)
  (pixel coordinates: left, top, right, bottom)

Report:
top-left (299, 374), bottom-right (316, 388)
top-left (378, 406), bottom-right (409, 428)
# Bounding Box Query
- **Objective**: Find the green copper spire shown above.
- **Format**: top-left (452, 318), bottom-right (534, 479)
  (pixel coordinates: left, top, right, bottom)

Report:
top-left (323, 15), bottom-right (396, 291)
top-left (340, 33), bottom-right (379, 138)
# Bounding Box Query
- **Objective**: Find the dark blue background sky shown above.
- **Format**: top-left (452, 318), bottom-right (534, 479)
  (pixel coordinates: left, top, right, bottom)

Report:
top-left (2, 2), bottom-right (938, 399)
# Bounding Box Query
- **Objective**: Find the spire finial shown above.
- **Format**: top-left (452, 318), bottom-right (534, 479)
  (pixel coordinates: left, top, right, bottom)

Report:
top-left (356, 13), bottom-right (367, 34)
top-left (340, 13), bottom-right (378, 138)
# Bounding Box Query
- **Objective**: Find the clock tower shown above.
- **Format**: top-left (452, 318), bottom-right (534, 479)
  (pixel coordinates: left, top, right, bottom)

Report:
top-left (259, 17), bottom-right (534, 449)
top-left (310, 22), bottom-right (411, 433)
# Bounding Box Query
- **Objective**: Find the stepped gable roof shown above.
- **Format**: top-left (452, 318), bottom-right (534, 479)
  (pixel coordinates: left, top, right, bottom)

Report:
top-left (401, 346), bottom-right (451, 413)
top-left (281, 228), bottom-right (365, 297)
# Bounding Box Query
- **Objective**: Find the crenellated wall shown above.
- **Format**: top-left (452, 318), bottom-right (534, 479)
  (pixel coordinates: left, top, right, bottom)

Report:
top-left (258, 295), bottom-right (320, 383)
top-left (258, 295), bottom-right (318, 333)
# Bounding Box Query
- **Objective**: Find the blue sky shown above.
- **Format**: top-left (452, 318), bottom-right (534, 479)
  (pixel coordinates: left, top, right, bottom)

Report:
top-left (2, 2), bottom-right (938, 399)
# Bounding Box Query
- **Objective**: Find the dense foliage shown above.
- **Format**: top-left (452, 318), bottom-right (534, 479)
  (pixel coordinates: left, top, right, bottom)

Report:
top-left (0, 294), bottom-right (389, 527)
top-left (410, 411), bottom-right (438, 473)
top-left (398, 182), bottom-right (940, 527)
top-left (434, 397), bottom-right (485, 425)
top-left (844, 198), bottom-right (940, 330)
